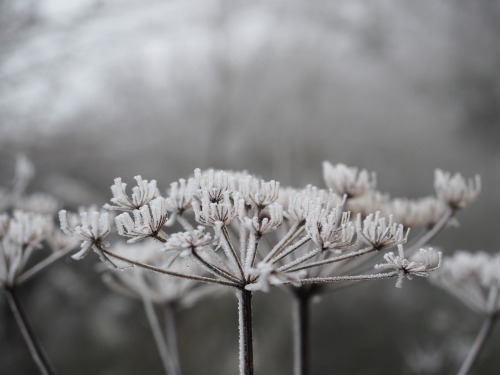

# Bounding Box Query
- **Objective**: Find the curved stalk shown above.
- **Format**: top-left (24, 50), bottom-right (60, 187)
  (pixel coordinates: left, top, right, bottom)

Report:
top-left (4, 287), bottom-right (56, 375)
top-left (457, 314), bottom-right (497, 375)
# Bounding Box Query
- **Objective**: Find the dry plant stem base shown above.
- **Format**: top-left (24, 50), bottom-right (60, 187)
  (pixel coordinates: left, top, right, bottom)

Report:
top-left (293, 290), bottom-right (311, 375)
top-left (238, 289), bottom-right (254, 375)
top-left (142, 297), bottom-right (179, 375)
top-left (4, 287), bottom-right (56, 375)
top-left (457, 314), bottom-right (498, 375)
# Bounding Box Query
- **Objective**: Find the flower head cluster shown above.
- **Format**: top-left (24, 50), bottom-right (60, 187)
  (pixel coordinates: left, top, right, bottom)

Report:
top-left (115, 197), bottom-right (169, 242)
top-left (385, 197), bottom-right (448, 228)
top-left (357, 212), bottom-right (409, 250)
top-left (431, 251), bottom-right (500, 314)
top-left (162, 226), bottom-right (213, 258)
top-left (104, 175), bottom-right (159, 211)
top-left (375, 245), bottom-right (442, 288)
top-left (306, 205), bottom-right (355, 251)
top-left (434, 169), bottom-right (481, 210)
top-left (59, 209), bottom-right (110, 260)
top-left (0, 211), bottom-right (54, 286)
top-left (323, 162), bottom-right (376, 198)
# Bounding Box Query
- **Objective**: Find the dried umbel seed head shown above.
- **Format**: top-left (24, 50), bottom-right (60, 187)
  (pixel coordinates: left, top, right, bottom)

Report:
top-left (357, 212), bottom-right (409, 250)
top-left (434, 169), bottom-right (481, 210)
top-left (59, 209), bottom-right (110, 260)
top-left (375, 246), bottom-right (442, 288)
top-left (431, 250), bottom-right (500, 314)
top-left (104, 175), bottom-right (159, 211)
top-left (323, 162), bottom-right (376, 198)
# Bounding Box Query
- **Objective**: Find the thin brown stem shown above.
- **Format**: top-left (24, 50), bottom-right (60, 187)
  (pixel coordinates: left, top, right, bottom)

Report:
top-left (221, 226), bottom-right (245, 280)
top-left (100, 248), bottom-right (238, 288)
top-left (283, 246), bottom-right (375, 273)
top-left (4, 287), bottom-right (56, 375)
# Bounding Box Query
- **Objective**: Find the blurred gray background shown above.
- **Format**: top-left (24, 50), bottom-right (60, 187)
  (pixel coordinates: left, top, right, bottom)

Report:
top-left (1, 0), bottom-right (499, 374)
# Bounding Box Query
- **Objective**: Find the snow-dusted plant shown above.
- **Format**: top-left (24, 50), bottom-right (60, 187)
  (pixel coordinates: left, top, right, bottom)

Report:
top-left (101, 241), bottom-right (222, 375)
top-left (431, 250), bottom-right (500, 375)
top-left (59, 164), bottom-right (478, 375)
top-left (0, 156), bottom-right (78, 375)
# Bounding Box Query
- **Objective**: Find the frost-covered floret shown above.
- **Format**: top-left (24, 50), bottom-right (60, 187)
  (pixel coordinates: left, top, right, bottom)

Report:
top-left (375, 246), bottom-right (441, 288)
top-left (192, 190), bottom-right (239, 226)
top-left (162, 227), bottom-right (213, 257)
top-left (59, 209), bottom-right (110, 260)
top-left (434, 170), bottom-right (481, 210)
top-left (189, 169), bottom-right (232, 203)
top-left (431, 251), bottom-right (500, 314)
top-left (239, 176), bottom-right (280, 208)
top-left (245, 262), bottom-right (306, 292)
top-left (104, 175), bottom-right (159, 211)
top-left (285, 185), bottom-right (343, 223)
top-left (306, 205), bottom-right (355, 251)
top-left (357, 212), bottom-right (409, 250)
top-left (385, 196), bottom-right (448, 228)
top-left (0, 211), bottom-right (54, 285)
top-left (242, 203), bottom-right (283, 236)
top-left (165, 178), bottom-right (192, 215)
top-left (115, 197), bottom-right (169, 243)
top-left (323, 162), bottom-right (376, 198)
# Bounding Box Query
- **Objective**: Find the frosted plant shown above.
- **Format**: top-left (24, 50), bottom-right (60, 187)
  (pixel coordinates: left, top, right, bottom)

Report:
top-left (357, 212), bottom-right (409, 251)
top-left (103, 175), bottom-right (159, 211)
top-left (59, 209), bottom-right (111, 260)
top-left (59, 164), bottom-right (478, 375)
top-left (102, 241), bottom-right (221, 375)
top-left (431, 250), bottom-right (500, 375)
top-left (375, 246), bottom-right (441, 288)
top-left (0, 156), bottom-right (78, 375)
top-left (434, 170), bottom-right (481, 210)
top-left (0, 155), bottom-right (35, 211)
top-left (322, 162), bottom-right (376, 198)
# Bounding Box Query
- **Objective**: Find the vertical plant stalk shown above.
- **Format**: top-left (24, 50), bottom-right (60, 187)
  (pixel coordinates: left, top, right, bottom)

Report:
top-left (457, 314), bottom-right (497, 375)
top-left (164, 303), bottom-right (182, 375)
top-left (142, 297), bottom-right (178, 375)
top-left (293, 290), bottom-right (311, 375)
top-left (238, 289), bottom-right (254, 375)
top-left (4, 287), bottom-right (56, 375)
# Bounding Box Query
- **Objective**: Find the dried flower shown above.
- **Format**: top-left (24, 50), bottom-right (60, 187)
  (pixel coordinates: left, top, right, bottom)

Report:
top-left (306, 206), bottom-right (355, 251)
top-left (357, 212), bottom-right (409, 250)
top-left (375, 246), bottom-right (441, 288)
top-left (431, 251), bottom-right (500, 314)
top-left (323, 162), bottom-right (376, 198)
top-left (59, 209), bottom-right (110, 260)
top-left (434, 170), bottom-right (481, 210)
top-left (239, 176), bottom-right (280, 208)
top-left (115, 197), bottom-right (169, 243)
top-left (104, 175), bottom-right (159, 211)
top-left (162, 226), bottom-right (213, 258)
top-left (242, 203), bottom-right (283, 236)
